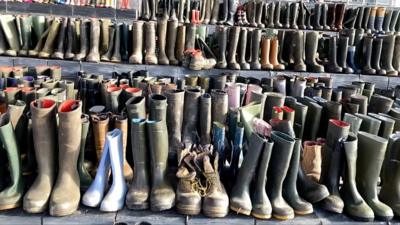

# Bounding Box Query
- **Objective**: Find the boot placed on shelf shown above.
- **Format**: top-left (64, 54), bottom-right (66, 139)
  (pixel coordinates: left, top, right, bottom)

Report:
top-left (335, 4), bottom-right (345, 30)
top-left (227, 27), bottom-right (240, 70)
top-left (185, 23), bottom-right (196, 51)
top-left (367, 7), bottom-right (377, 32)
top-left (49, 100), bottom-right (82, 216)
top-left (355, 6), bottom-right (364, 29)
top-left (129, 21), bottom-right (144, 64)
top-left (338, 35), bottom-right (353, 74)
top-left (175, 25), bottom-right (186, 62)
top-left (199, 93), bottom-right (212, 145)
top-left (305, 31), bottom-right (324, 73)
top-left (74, 19), bottom-right (89, 61)
top-left (101, 25), bottom-right (115, 62)
top-left (381, 34), bottom-right (398, 76)
top-left (86, 19), bottom-right (101, 63)
top-left (166, 11), bottom-right (179, 65)
top-left (52, 18), bottom-right (68, 59)
top-left (111, 23), bottom-right (121, 63)
top-left (120, 23), bottom-right (129, 62)
top-left (157, 17), bottom-right (169, 65)
top-left (313, 4), bottom-right (323, 30)
top-left (255, 1), bottom-right (265, 28)
top-left (144, 21), bottom-right (157, 65)
top-left (216, 26), bottom-right (227, 69)
top-left (274, 2), bottom-right (282, 28)
top-left (238, 28), bottom-right (250, 70)
top-left (210, 0), bottom-right (219, 24)
top-left (375, 7), bottom-right (385, 33)
top-left (393, 35), bottom-right (400, 72)
top-left (270, 38), bottom-right (284, 71)
top-left (165, 89), bottom-right (184, 156)
top-left (362, 7), bottom-right (371, 31)
top-left (326, 36), bottom-right (342, 73)
top-left (78, 114), bottom-right (92, 191)
top-left (0, 15), bottom-right (21, 56)
top-left (293, 31), bottom-right (306, 72)
top-left (225, 0), bottom-right (238, 26)
top-left (64, 18), bottom-right (76, 60)
top-left (290, 2), bottom-right (299, 29)
top-left (38, 18), bottom-right (61, 58)
top-left (261, 37), bottom-right (273, 70)
top-left (390, 10), bottom-right (400, 32)
top-left (362, 35), bottom-right (376, 75)
top-left (321, 3), bottom-right (330, 30)
top-left (266, 2), bottom-right (275, 28)
top-left (250, 29), bottom-right (261, 70)
top-left (18, 16), bottom-right (32, 56)
top-left (382, 9), bottom-right (392, 33)
top-left (371, 37), bottom-right (386, 75)
top-left (100, 19), bottom-right (110, 55)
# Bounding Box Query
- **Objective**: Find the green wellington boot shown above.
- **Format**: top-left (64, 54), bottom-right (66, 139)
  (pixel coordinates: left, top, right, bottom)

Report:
top-left (18, 15), bottom-right (32, 56)
top-left (147, 120), bottom-right (175, 211)
top-left (340, 133), bottom-right (374, 222)
top-left (38, 18), bottom-right (61, 58)
top-left (23, 99), bottom-right (57, 213)
top-left (52, 18), bottom-right (68, 59)
top-left (319, 119), bottom-right (349, 213)
top-left (129, 21), bottom-right (143, 64)
top-left (230, 133), bottom-right (268, 216)
top-left (0, 15), bottom-right (21, 56)
top-left (356, 131), bottom-right (393, 221)
top-left (78, 114), bottom-right (92, 191)
top-left (86, 19), bottom-right (101, 63)
top-left (165, 89), bottom-right (184, 156)
top-left (0, 112), bottom-right (23, 210)
top-left (368, 113), bottom-right (395, 139)
top-left (49, 100), bottom-right (82, 216)
top-left (354, 113), bottom-right (381, 135)
top-left (267, 131), bottom-right (295, 220)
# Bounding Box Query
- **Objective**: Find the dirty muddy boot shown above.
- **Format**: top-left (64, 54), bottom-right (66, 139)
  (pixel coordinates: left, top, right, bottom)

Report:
top-left (305, 31), bottom-right (324, 73)
top-left (144, 21), bottom-right (158, 65)
top-left (381, 34), bottom-right (398, 76)
top-left (86, 19), bottom-right (101, 62)
top-left (216, 26), bottom-right (228, 69)
top-left (18, 16), bottom-right (32, 56)
top-left (74, 19), bottom-right (89, 61)
top-left (0, 15), bottom-right (21, 56)
top-left (39, 18), bottom-right (61, 58)
top-left (52, 18), bottom-right (68, 59)
top-left (129, 21), bottom-right (144, 64)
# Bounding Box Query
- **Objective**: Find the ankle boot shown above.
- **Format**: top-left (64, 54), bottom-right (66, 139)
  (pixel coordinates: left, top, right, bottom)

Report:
top-left (371, 37), bottom-right (386, 75)
top-left (18, 16), bottom-right (32, 56)
top-left (182, 88), bottom-right (201, 143)
top-left (39, 18), bottom-right (61, 58)
top-left (0, 15), bottom-right (21, 56)
top-left (326, 36), bottom-right (342, 73)
top-left (110, 23), bottom-right (121, 63)
top-left (341, 133), bottom-right (374, 222)
top-left (78, 114), bottom-right (92, 191)
top-left (166, 13), bottom-right (179, 65)
top-left (335, 4), bottom-right (345, 30)
top-left (74, 19), bottom-right (89, 61)
top-left (313, 4), bottom-right (323, 30)
top-left (86, 19), bottom-right (101, 62)
top-left (230, 133), bottom-right (268, 216)
top-left (144, 21), bottom-right (157, 65)
top-left (319, 119), bottom-right (349, 213)
top-left (375, 7), bottom-right (385, 33)
top-left (267, 131), bottom-right (295, 220)
top-left (147, 120), bottom-right (175, 211)
top-left (210, 0), bottom-right (219, 24)
top-left (321, 3), bottom-right (330, 30)
top-left (381, 34), bottom-right (398, 76)
top-left (305, 31), bottom-right (324, 73)
top-left (52, 18), bottom-right (67, 59)
top-left (382, 9), bottom-right (392, 33)
top-left (362, 35), bottom-right (376, 75)
top-left (250, 29), bottom-right (261, 70)
top-left (368, 7), bottom-right (377, 32)
top-left (274, 2), bottom-right (282, 28)
top-left (238, 28), bottom-right (250, 70)
top-left (293, 31), bottom-right (306, 72)
top-left (357, 131), bottom-right (393, 221)
top-left (64, 18), bottom-right (76, 60)
top-left (227, 26), bottom-right (240, 70)
top-left (261, 37), bottom-right (273, 70)
top-left (338, 36), bottom-right (353, 74)
top-left (49, 100), bottom-right (81, 216)
top-left (157, 18), bottom-right (169, 65)
top-left (128, 21), bottom-right (144, 64)
top-left (270, 38), bottom-right (284, 70)
top-left (216, 26), bottom-right (228, 69)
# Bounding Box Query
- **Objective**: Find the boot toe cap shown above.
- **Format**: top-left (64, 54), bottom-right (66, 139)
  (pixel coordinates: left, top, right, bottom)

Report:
top-left (320, 194), bottom-right (344, 213)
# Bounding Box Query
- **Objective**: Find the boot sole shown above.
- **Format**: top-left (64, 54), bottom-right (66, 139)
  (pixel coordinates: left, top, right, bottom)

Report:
top-left (251, 212), bottom-right (272, 219)
top-left (229, 205), bottom-right (251, 216)
top-left (295, 209), bottom-right (314, 215)
top-left (49, 206), bottom-right (78, 217)
top-left (176, 205), bottom-right (201, 215)
top-left (203, 207), bottom-right (229, 218)
top-left (273, 213), bottom-right (295, 220)
top-left (0, 202), bottom-right (21, 210)
top-left (126, 202), bottom-right (149, 210)
top-left (150, 202), bottom-right (175, 212)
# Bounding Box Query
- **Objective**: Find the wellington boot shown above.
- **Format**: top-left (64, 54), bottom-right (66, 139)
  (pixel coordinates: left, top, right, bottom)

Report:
top-left (18, 16), bottom-right (32, 56)
top-left (86, 19), bottom-right (101, 63)
top-left (266, 2), bottom-right (275, 28)
top-left (362, 35), bottom-right (376, 75)
top-left (113, 114), bottom-right (133, 180)
top-left (357, 131), bottom-right (393, 221)
top-left (313, 4), bottom-right (323, 30)
top-left (225, 0), bottom-right (238, 26)
top-left (149, 94), bottom-right (167, 122)
top-left (290, 3), bottom-right (299, 29)
top-left (29, 26), bottom-right (49, 57)
top-left (218, 0), bottom-right (228, 24)
top-left (0, 15), bottom-right (20, 56)
top-left (319, 119), bottom-right (349, 213)
top-left (274, 2), bottom-right (282, 28)
top-left (326, 36), bottom-right (342, 73)
top-left (211, 90), bottom-right (228, 124)
top-left (157, 18), bottom-right (169, 65)
top-left (262, 92), bottom-right (285, 123)
top-left (74, 19), bottom-right (89, 61)
top-left (185, 23), bottom-right (196, 50)
top-left (125, 97), bottom-right (145, 119)
top-left (270, 38), bottom-right (284, 70)
top-left (38, 18), bottom-right (61, 58)
top-left (49, 100), bottom-right (82, 216)
top-left (0, 112), bottom-right (23, 210)
top-left (327, 4), bottom-right (336, 29)
top-left (341, 133), bottom-right (374, 222)
top-left (238, 28), bottom-right (250, 70)
top-left (100, 19), bottom-right (111, 55)
top-left (227, 26), bottom-right (240, 70)
top-left (355, 7), bottom-right (364, 29)
top-left (371, 37), bottom-right (386, 75)
top-left (305, 31), bottom-right (324, 72)
top-left (91, 114), bottom-right (109, 164)
top-left (64, 18), bottom-right (76, 60)
top-left (250, 29), bottom-right (261, 70)
top-left (283, 138), bottom-right (313, 215)
top-left (335, 4), bottom-right (345, 30)
top-left (165, 89), bottom-right (184, 155)
top-left (367, 7), bottom-right (377, 32)
top-left (381, 35), bottom-right (398, 76)
top-left (246, 0), bottom-right (256, 27)
top-left (350, 94), bottom-right (368, 114)
top-left (338, 36), bottom-right (353, 74)
top-left (285, 98), bottom-right (308, 138)
top-left (354, 113), bottom-right (381, 135)
top-left (369, 94), bottom-right (394, 114)
top-left (293, 31), bottom-right (306, 72)
top-left (144, 22), bottom-right (157, 65)
top-left (110, 23), bottom-right (121, 63)
top-left (321, 3), bottom-right (330, 30)
top-left (106, 87), bottom-right (122, 113)
top-left (101, 25), bottom-right (115, 62)
top-left (230, 133), bottom-right (268, 215)
top-left (120, 23), bottom-right (129, 62)
top-left (216, 26), bottom-right (228, 69)
top-left (302, 141), bottom-right (322, 182)
top-left (126, 118), bottom-right (150, 210)
top-left (260, 38), bottom-right (273, 70)
top-left (209, 0), bottom-right (219, 24)
top-left (368, 113), bottom-right (395, 139)
top-left (182, 88), bottom-right (201, 144)
top-left (266, 131), bottom-right (295, 220)
top-left (255, 1), bottom-right (265, 28)
top-left (375, 7), bottom-right (385, 33)
top-left (51, 18), bottom-right (67, 59)
top-left (166, 12), bottom-right (179, 65)
top-left (343, 113), bottom-right (363, 134)
top-left (78, 114), bottom-right (92, 191)
top-left (147, 120), bottom-right (175, 211)
top-left (383, 9), bottom-right (393, 33)
top-left (393, 35), bottom-right (400, 72)
top-left (149, 0), bottom-right (157, 21)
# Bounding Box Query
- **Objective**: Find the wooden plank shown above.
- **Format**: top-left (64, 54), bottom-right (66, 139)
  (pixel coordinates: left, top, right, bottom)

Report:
top-left (6, 1), bottom-right (30, 14)
top-left (188, 213), bottom-right (254, 225)
top-left (72, 5), bottom-right (97, 18)
top-left (116, 209), bottom-right (186, 225)
top-left (43, 206), bottom-right (115, 225)
top-left (256, 214), bottom-right (320, 225)
top-left (0, 56), bottom-right (14, 66)
top-left (96, 7), bottom-right (115, 19)
top-left (0, 208), bottom-right (42, 225)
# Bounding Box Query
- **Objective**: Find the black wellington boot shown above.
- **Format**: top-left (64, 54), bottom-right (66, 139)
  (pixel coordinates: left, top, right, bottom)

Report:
top-left (362, 35), bottom-right (376, 75)
top-left (371, 37), bottom-right (386, 75)
top-left (326, 36), bottom-right (342, 73)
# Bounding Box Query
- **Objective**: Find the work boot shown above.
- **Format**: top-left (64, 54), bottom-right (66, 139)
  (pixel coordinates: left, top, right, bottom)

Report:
top-left (313, 4), bottom-right (323, 30)
top-left (78, 114), bottom-right (92, 191)
top-left (356, 131), bottom-right (393, 221)
top-left (49, 100), bottom-right (82, 216)
top-left (371, 37), bottom-right (386, 75)
top-left (293, 31), bottom-right (306, 72)
top-left (226, 26), bottom-right (240, 70)
top-left (321, 3), bottom-right (330, 30)
top-left (319, 119), bottom-right (349, 213)
top-left (340, 133), bottom-right (374, 222)
top-left (0, 15), bottom-right (21, 56)
top-left (39, 18), bottom-right (61, 58)
top-left (381, 34), bottom-right (398, 76)
top-left (302, 141), bottom-right (322, 182)
top-left (230, 133), bottom-right (267, 216)
top-left (362, 35), bottom-right (376, 75)
top-left (166, 12), bottom-right (179, 65)
top-left (267, 131), bottom-right (295, 220)
top-left (147, 120), bottom-right (175, 211)
top-left (128, 21), bottom-right (143, 64)
top-left (375, 7), bottom-right (385, 33)
top-left (238, 28), bottom-right (250, 70)
top-left (354, 113), bottom-right (381, 135)
top-left (368, 7), bottom-right (377, 32)
top-left (51, 18), bottom-right (67, 59)
top-left (261, 37), bottom-right (273, 70)
top-left (216, 26), bottom-right (227, 69)
top-left (86, 19), bottom-right (101, 62)
top-left (158, 18), bottom-right (169, 65)
top-left (182, 88), bottom-right (201, 144)
top-left (165, 89), bottom-right (184, 156)
top-left (18, 16), bottom-right (32, 56)
top-left (305, 31), bottom-right (324, 73)
top-left (74, 19), bottom-right (89, 61)
top-left (144, 22), bottom-right (157, 65)
top-left (110, 23), bottom-right (121, 63)
top-left (326, 36), bottom-right (342, 73)
top-left (335, 4), bottom-right (345, 30)
top-left (64, 18), bottom-right (76, 60)
top-left (250, 29), bottom-right (261, 70)
top-left (368, 94), bottom-right (393, 114)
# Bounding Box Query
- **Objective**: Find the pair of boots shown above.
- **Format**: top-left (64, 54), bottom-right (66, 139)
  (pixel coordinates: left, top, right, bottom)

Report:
top-left (260, 37), bottom-right (285, 71)
top-left (23, 99), bottom-right (82, 216)
top-left (313, 3), bottom-right (345, 31)
top-left (175, 147), bottom-right (229, 217)
top-left (82, 129), bottom-right (127, 212)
